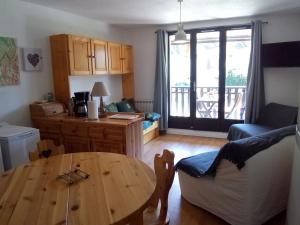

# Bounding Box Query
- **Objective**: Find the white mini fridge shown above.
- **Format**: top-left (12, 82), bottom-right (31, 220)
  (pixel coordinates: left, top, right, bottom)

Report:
top-left (0, 123), bottom-right (40, 171)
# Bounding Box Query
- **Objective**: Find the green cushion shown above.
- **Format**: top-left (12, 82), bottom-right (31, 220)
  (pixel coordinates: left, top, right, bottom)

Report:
top-left (121, 98), bottom-right (136, 111)
top-left (105, 103), bottom-right (119, 112)
top-left (116, 101), bottom-right (135, 112)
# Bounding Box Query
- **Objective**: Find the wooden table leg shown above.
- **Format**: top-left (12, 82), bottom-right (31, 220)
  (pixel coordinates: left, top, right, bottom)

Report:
top-left (130, 212), bottom-right (143, 225)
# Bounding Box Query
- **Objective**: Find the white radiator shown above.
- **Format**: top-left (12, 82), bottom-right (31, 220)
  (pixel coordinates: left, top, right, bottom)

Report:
top-left (134, 100), bottom-right (154, 112)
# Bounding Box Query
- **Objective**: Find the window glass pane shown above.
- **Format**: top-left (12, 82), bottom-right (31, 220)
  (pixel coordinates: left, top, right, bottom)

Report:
top-left (169, 34), bottom-right (191, 117)
top-left (196, 32), bottom-right (220, 119)
top-left (225, 29), bottom-right (251, 120)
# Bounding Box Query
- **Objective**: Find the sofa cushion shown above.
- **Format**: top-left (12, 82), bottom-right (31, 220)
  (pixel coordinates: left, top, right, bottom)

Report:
top-left (121, 98), bottom-right (137, 111)
top-left (105, 103), bottom-right (118, 112)
top-left (256, 102), bottom-right (298, 129)
top-left (227, 124), bottom-right (273, 141)
top-left (116, 101), bottom-right (135, 112)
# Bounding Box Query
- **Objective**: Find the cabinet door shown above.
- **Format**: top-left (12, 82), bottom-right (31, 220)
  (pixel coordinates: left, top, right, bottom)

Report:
top-left (91, 39), bottom-right (108, 75)
top-left (108, 42), bottom-right (122, 74)
top-left (68, 35), bottom-right (92, 75)
top-left (121, 45), bottom-right (133, 74)
top-left (64, 136), bottom-right (90, 153)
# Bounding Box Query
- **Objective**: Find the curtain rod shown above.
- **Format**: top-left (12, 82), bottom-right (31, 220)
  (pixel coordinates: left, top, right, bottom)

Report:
top-left (247, 21), bottom-right (268, 25)
top-left (224, 20), bottom-right (268, 28)
top-left (158, 20), bottom-right (269, 33)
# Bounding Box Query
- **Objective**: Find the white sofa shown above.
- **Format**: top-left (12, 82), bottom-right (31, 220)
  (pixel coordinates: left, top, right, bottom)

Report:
top-left (178, 135), bottom-right (295, 225)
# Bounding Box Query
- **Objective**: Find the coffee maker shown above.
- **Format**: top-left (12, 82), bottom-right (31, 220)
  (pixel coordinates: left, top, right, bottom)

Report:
top-left (73, 92), bottom-right (89, 117)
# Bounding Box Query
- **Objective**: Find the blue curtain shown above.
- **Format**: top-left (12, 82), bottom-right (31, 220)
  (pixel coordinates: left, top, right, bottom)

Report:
top-left (245, 20), bottom-right (265, 123)
top-left (153, 30), bottom-right (168, 131)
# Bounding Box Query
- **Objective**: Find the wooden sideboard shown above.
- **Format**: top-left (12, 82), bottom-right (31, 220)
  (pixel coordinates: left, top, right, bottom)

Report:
top-left (32, 114), bottom-right (143, 159)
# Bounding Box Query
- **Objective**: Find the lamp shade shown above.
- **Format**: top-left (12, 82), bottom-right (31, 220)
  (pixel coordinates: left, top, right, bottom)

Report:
top-left (91, 82), bottom-right (110, 97)
top-left (173, 24), bottom-right (188, 44)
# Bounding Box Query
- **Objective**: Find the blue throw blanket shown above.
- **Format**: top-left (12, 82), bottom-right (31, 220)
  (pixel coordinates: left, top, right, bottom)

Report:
top-left (176, 125), bottom-right (296, 177)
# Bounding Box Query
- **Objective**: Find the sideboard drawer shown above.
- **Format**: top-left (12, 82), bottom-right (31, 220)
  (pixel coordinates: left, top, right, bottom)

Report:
top-left (89, 126), bottom-right (123, 141)
top-left (62, 123), bottom-right (88, 137)
top-left (88, 127), bottom-right (104, 138)
top-left (103, 127), bottom-right (123, 141)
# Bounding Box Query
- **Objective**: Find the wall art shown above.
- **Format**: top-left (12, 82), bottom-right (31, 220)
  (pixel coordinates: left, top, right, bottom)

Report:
top-left (22, 48), bottom-right (42, 72)
top-left (0, 37), bottom-right (20, 86)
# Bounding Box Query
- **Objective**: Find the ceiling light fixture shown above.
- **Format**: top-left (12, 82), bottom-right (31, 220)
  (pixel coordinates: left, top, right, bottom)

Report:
top-left (173, 0), bottom-right (188, 44)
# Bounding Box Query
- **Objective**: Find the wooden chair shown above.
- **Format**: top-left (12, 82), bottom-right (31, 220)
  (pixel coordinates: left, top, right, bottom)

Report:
top-left (29, 140), bottom-right (65, 161)
top-left (144, 149), bottom-right (175, 225)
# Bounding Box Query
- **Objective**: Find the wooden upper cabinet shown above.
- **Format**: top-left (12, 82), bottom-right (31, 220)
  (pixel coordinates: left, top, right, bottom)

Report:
top-left (108, 42), bottom-right (122, 74)
top-left (50, 34), bottom-right (135, 105)
top-left (121, 45), bottom-right (133, 74)
top-left (91, 39), bottom-right (108, 75)
top-left (68, 35), bottom-right (92, 75)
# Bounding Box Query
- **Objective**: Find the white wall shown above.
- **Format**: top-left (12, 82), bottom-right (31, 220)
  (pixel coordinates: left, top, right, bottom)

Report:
top-left (0, 0), bottom-right (126, 126)
top-left (69, 75), bottom-right (122, 103)
top-left (125, 13), bottom-right (300, 106)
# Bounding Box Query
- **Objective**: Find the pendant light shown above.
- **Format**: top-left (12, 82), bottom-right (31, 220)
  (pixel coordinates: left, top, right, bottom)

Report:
top-left (173, 0), bottom-right (188, 44)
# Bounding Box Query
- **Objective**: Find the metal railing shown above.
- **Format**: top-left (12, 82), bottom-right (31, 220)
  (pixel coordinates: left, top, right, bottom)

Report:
top-left (170, 86), bottom-right (247, 119)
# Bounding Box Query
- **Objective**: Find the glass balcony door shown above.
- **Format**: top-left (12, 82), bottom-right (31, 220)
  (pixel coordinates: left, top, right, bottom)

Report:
top-left (196, 31), bottom-right (220, 119)
top-left (169, 34), bottom-right (191, 117)
top-left (225, 29), bottom-right (251, 120)
top-left (168, 26), bottom-right (251, 132)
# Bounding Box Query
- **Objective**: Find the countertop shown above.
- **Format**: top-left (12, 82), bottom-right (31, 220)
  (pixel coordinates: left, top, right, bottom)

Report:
top-left (33, 113), bottom-right (144, 127)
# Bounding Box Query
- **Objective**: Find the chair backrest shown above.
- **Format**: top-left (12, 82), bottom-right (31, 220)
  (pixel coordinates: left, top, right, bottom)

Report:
top-left (29, 140), bottom-right (65, 161)
top-left (150, 149), bottom-right (175, 222)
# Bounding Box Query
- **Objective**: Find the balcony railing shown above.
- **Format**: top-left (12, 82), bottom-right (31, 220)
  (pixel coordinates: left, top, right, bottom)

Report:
top-left (170, 86), bottom-right (247, 119)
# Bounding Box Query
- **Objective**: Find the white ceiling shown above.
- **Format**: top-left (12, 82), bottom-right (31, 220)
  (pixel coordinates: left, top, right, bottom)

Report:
top-left (23, 0), bottom-right (300, 25)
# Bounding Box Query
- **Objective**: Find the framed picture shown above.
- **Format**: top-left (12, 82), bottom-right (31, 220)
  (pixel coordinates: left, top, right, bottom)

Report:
top-left (22, 48), bottom-right (43, 72)
top-left (0, 36), bottom-right (20, 86)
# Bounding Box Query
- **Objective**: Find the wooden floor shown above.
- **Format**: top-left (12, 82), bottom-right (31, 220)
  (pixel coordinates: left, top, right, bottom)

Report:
top-left (142, 134), bottom-right (286, 225)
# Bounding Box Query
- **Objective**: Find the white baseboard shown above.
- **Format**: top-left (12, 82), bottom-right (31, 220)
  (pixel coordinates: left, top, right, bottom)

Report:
top-left (167, 128), bottom-right (227, 139)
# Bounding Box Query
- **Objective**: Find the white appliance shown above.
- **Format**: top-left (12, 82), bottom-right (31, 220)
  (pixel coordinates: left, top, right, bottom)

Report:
top-left (0, 123), bottom-right (40, 171)
top-left (286, 121), bottom-right (300, 225)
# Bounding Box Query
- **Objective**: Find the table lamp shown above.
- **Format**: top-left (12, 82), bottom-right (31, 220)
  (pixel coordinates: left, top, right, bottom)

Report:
top-left (91, 82), bottom-right (110, 118)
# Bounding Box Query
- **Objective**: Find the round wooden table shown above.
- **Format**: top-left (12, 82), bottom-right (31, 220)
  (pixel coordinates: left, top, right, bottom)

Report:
top-left (0, 152), bottom-right (156, 225)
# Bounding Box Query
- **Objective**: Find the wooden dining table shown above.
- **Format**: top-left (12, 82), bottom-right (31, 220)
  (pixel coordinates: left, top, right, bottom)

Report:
top-left (0, 152), bottom-right (156, 225)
